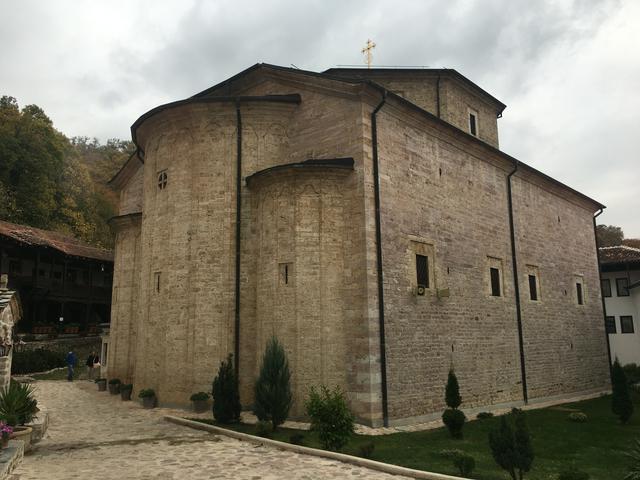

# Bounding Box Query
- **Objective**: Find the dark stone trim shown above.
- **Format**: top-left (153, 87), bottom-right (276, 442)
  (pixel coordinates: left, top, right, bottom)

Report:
top-left (245, 158), bottom-right (354, 187)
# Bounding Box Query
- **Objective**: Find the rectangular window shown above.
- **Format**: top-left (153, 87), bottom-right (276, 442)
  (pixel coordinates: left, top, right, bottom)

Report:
top-left (621, 316), bottom-right (635, 334)
top-left (617, 278), bottom-right (630, 297)
top-left (528, 274), bottom-right (538, 301)
top-left (605, 316), bottom-right (617, 334)
top-left (490, 267), bottom-right (501, 297)
top-left (416, 254), bottom-right (429, 288)
top-left (601, 278), bottom-right (612, 297)
top-left (469, 112), bottom-right (477, 136)
top-left (576, 282), bottom-right (584, 305)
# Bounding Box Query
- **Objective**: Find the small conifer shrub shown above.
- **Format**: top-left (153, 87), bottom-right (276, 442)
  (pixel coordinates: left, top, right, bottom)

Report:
top-left (612, 359), bottom-right (634, 424)
top-left (212, 354), bottom-right (241, 424)
top-left (488, 408), bottom-right (534, 480)
top-left (254, 337), bottom-right (292, 431)
top-left (442, 369), bottom-right (465, 438)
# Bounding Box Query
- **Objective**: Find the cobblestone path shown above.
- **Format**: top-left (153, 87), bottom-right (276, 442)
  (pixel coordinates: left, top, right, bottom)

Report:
top-left (10, 381), bottom-right (408, 479)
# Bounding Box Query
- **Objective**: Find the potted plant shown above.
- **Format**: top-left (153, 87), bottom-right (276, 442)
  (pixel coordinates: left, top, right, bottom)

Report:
top-left (108, 379), bottom-right (121, 395)
top-left (138, 389), bottom-right (156, 409)
top-left (0, 381), bottom-right (38, 452)
top-left (0, 422), bottom-right (12, 448)
top-left (95, 378), bottom-right (107, 391)
top-left (190, 392), bottom-right (210, 413)
top-left (120, 384), bottom-right (133, 401)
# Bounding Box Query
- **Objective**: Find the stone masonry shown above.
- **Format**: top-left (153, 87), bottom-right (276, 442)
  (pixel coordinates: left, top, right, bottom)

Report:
top-left (106, 64), bottom-right (610, 427)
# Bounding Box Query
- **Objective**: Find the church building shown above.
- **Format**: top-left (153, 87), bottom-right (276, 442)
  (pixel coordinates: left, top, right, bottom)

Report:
top-left (107, 64), bottom-right (610, 426)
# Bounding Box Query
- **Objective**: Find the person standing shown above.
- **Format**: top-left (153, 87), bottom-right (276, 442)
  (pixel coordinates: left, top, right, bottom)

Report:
top-left (66, 350), bottom-right (77, 381)
top-left (85, 352), bottom-right (98, 380)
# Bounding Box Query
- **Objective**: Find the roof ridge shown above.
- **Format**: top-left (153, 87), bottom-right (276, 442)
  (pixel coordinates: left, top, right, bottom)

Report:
top-left (600, 245), bottom-right (640, 252)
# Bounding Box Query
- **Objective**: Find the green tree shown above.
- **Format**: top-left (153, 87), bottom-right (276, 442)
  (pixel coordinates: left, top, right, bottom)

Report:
top-left (612, 359), bottom-right (634, 424)
top-left (0, 96), bottom-right (133, 248)
top-left (597, 224), bottom-right (624, 247)
top-left (212, 354), bottom-right (241, 424)
top-left (489, 409), bottom-right (534, 480)
top-left (253, 336), bottom-right (292, 431)
top-left (305, 385), bottom-right (355, 451)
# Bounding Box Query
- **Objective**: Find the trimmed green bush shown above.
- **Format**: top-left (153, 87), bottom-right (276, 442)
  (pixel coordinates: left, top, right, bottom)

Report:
top-left (613, 359), bottom-right (634, 424)
top-left (453, 453), bottom-right (476, 476)
top-left (138, 388), bottom-right (155, 398)
top-left (439, 449), bottom-right (475, 476)
top-left (254, 337), bottom-right (292, 431)
top-left (477, 411), bottom-right (494, 419)
top-left (305, 385), bottom-right (355, 452)
top-left (442, 408), bottom-right (466, 439)
top-left (11, 348), bottom-right (67, 374)
top-left (255, 420), bottom-right (272, 438)
top-left (289, 433), bottom-right (305, 445)
top-left (190, 391), bottom-right (209, 402)
top-left (358, 442), bottom-right (375, 459)
top-left (212, 354), bottom-right (241, 424)
top-left (568, 412), bottom-right (588, 423)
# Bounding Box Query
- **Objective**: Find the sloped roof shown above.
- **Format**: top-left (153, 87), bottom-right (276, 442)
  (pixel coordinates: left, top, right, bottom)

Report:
top-left (323, 67), bottom-right (507, 115)
top-left (600, 245), bottom-right (640, 265)
top-left (0, 220), bottom-right (113, 262)
top-left (119, 62), bottom-right (603, 211)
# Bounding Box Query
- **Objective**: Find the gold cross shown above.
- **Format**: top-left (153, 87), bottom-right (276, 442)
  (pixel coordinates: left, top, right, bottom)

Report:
top-left (362, 39), bottom-right (376, 69)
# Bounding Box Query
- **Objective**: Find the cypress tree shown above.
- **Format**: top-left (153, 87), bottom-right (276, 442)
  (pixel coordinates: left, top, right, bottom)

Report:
top-left (445, 369), bottom-right (462, 409)
top-left (212, 354), bottom-right (241, 424)
top-left (514, 408), bottom-right (534, 479)
top-left (254, 336), bottom-right (292, 430)
top-left (612, 358), bottom-right (634, 424)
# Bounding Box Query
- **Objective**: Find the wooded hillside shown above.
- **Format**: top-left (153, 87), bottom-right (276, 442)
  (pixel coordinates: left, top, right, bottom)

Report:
top-left (0, 96), bottom-right (133, 248)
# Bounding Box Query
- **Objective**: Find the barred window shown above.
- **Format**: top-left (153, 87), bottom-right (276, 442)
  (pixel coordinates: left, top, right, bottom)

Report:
top-left (157, 170), bottom-right (168, 190)
top-left (601, 279), bottom-right (612, 297)
top-left (621, 316), bottom-right (635, 334)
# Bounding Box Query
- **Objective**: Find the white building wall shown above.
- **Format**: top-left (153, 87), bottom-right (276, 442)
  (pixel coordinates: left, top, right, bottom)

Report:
top-left (603, 269), bottom-right (640, 365)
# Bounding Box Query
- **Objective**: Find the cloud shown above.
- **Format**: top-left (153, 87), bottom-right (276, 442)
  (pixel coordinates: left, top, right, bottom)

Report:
top-left (0, 0), bottom-right (637, 234)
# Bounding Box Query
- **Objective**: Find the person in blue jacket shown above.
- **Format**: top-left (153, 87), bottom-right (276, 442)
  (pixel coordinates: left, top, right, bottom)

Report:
top-left (66, 350), bottom-right (77, 381)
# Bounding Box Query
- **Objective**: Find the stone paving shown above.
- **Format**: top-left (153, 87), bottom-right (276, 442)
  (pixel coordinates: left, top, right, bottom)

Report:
top-left (9, 381), bottom-right (409, 479)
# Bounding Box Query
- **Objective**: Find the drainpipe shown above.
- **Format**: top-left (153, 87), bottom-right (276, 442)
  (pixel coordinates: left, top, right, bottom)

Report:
top-left (234, 101), bottom-right (242, 378)
top-left (593, 208), bottom-right (613, 377)
top-left (371, 90), bottom-right (389, 427)
top-left (507, 162), bottom-right (528, 403)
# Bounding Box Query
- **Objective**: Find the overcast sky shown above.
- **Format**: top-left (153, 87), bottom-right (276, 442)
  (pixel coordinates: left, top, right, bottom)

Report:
top-left (1, 0), bottom-right (638, 236)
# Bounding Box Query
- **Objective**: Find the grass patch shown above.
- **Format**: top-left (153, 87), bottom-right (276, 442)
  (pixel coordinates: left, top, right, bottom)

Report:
top-left (191, 394), bottom-right (639, 479)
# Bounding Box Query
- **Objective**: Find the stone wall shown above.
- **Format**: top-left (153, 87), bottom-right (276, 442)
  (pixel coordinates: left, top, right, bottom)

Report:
top-left (369, 100), bottom-right (609, 424)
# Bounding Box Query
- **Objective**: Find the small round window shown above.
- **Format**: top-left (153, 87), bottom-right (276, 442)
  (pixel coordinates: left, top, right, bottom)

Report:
top-left (157, 171), bottom-right (167, 190)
